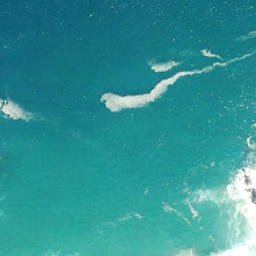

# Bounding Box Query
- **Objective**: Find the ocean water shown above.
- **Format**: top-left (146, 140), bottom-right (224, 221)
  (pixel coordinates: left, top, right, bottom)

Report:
top-left (0, 1), bottom-right (256, 255)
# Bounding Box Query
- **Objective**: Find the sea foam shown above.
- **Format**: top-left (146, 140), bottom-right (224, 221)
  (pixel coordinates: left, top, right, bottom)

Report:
top-left (210, 165), bottom-right (256, 255)
top-left (175, 248), bottom-right (197, 256)
top-left (117, 212), bottom-right (143, 222)
top-left (149, 60), bottom-right (180, 72)
top-left (194, 153), bottom-right (256, 255)
top-left (247, 136), bottom-right (256, 150)
top-left (185, 200), bottom-right (200, 220)
top-left (188, 130), bottom-right (256, 256)
top-left (0, 99), bottom-right (33, 121)
top-left (236, 31), bottom-right (256, 42)
top-left (162, 201), bottom-right (191, 226)
top-left (201, 49), bottom-right (222, 59)
top-left (101, 52), bottom-right (255, 112)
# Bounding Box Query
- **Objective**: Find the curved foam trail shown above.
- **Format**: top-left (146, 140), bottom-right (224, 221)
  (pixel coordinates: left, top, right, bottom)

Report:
top-left (236, 31), bottom-right (256, 42)
top-left (201, 49), bottom-right (222, 59)
top-left (0, 99), bottom-right (33, 121)
top-left (101, 51), bottom-right (255, 112)
top-left (247, 136), bottom-right (256, 150)
top-left (149, 60), bottom-right (180, 72)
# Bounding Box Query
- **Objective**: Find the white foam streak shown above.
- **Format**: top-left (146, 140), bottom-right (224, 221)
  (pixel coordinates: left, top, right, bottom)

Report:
top-left (101, 52), bottom-right (254, 112)
top-left (175, 248), bottom-right (197, 256)
top-left (201, 49), bottom-right (222, 59)
top-left (236, 31), bottom-right (256, 41)
top-left (144, 187), bottom-right (149, 195)
top-left (134, 213), bottom-right (143, 219)
top-left (185, 200), bottom-right (200, 220)
top-left (149, 60), bottom-right (180, 72)
top-left (0, 99), bottom-right (33, 121)
top-left (162, 201), bottom-right (191, 226)
top-left (118, 213), bottom-right (132, 222)
top-left (211, 241), bottom-right (256, 256)
top-left (118, 212), bottom-right (143, 222)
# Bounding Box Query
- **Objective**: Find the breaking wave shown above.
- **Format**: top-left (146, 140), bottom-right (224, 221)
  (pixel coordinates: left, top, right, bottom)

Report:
top-left (209, 157), bottom-right (256, 256)
top-left (101, 51), bottom-right (255, 112)
top-left (192, 133), bottom-right (256, 255)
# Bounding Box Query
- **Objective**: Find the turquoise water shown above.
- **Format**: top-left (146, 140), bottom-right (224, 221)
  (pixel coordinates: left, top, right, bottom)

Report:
top-left (0, 1), bottom-right (256, 255)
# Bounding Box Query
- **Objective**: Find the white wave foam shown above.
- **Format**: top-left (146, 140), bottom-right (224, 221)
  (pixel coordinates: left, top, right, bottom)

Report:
top-left (209, 234), bottom-right (215, 242)
top-left (196, 161), bottom-right (256, 255)
top-left (118, 212), bottom-right (143, 222)
top-left (211, 165), bottom-right (256, 256)
top-left (175, 248), bottom-right (197, 256)
top-left (134, 213), bottom-right (143, 219)
top-left (184, 129), bottom-right (256, 255)
top-left (118, 213), bottom-right (132, 222)
top-left (211, 244), bottom-right (256, 256)
top-left (247, 136), bottom-right (256, 150)
top-left (0, 99), bottom-right (33, 121)
top-left (185, 200), bottom-right (200, 220)
top-left (118, 213), bottom-right (133, 222)
top-left (201, 49), bottom-right (222, 59)
top-left (162, 201), bottom-right (191, 226)
top-left (101, 51), bottom-right (255, 112)
top-left (188, 142), bottom-right (256, 256)
top-left (149, 60), bottom-right (180, 72)
top-left (193, 188), bottom-right (223, 206)
top-left (236, 31), bottom-right (256, 42)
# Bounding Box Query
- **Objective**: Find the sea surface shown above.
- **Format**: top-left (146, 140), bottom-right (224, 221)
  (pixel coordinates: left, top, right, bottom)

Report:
top-left (0, 1), bottom-right (256, 255)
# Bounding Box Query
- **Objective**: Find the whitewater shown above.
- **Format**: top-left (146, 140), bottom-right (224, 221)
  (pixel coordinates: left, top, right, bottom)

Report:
top-left (101, 51), bottom-right (255, 112)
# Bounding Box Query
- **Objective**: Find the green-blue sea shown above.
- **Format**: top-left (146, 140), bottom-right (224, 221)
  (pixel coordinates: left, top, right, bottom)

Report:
top-left (1, 1), bottom-right (256, 255)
